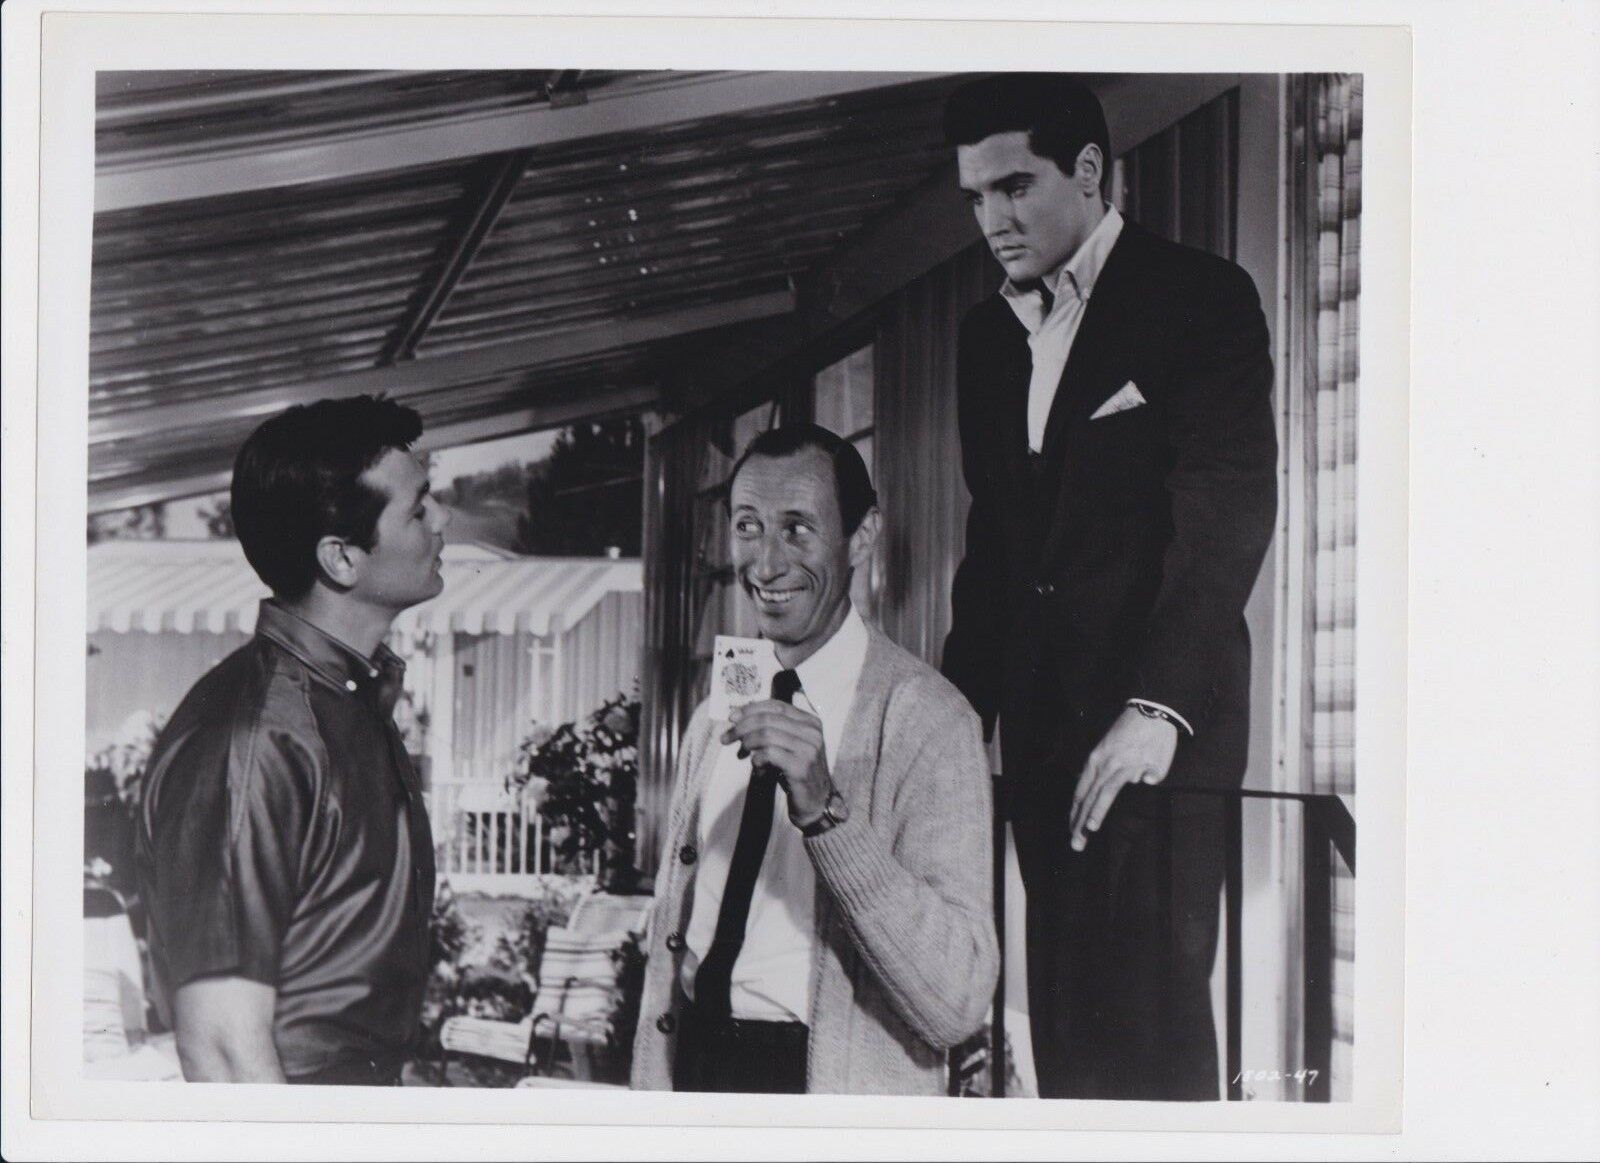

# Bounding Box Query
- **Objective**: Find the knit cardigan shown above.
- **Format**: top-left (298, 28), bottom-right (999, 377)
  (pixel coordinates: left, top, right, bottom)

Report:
top-left (631, 621), bottom-right (999, 1095)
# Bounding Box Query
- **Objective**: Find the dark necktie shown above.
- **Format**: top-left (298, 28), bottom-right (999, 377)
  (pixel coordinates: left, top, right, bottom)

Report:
top-left (693, 667), bottom-right (802, 1022)
top-left (1030, 283), bottom-right (1057, 486)
top-left (1037, 283), bottom-right (1055, 320)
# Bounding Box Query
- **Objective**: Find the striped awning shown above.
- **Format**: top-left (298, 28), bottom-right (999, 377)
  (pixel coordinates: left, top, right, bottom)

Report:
top-left (87, 539), bottom-right (641, 637)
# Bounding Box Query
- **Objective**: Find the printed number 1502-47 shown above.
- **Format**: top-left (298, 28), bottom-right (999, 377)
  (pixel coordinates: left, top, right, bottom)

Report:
top-left (1233, 1068), bottom-right (1321, 1087)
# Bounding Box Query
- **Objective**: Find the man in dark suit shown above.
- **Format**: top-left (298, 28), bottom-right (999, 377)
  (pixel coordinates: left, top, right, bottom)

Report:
top-left (939, 74), bottom-right (1278, 1100)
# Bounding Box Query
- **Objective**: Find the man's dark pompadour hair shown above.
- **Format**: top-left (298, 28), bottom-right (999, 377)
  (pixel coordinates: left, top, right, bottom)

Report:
top-left (725, 423), bottom-right (878, 535)
top-left (231, 395), bottom-right (424, 600)
top-left (942, 72), bottom-right (1111, 187)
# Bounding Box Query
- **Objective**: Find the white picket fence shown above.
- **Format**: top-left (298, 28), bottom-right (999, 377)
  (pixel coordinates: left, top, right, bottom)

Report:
top-left (428, 778), bottom-right (595, 894)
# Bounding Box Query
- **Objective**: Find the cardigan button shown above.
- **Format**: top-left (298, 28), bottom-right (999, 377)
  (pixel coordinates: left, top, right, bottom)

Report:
top-left (1034, 581), bottom-right (1055, 597)
top-left (655, 1013), bottom-right (676, 1035)
top-left (664, 932), bottom-right (685, 952)
top-left (678, 844), bottom-right (697, 865)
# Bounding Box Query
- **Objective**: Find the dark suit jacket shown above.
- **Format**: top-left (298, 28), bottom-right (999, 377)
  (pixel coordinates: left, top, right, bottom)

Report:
top-left (942, 220), bottom-right (1278, 793)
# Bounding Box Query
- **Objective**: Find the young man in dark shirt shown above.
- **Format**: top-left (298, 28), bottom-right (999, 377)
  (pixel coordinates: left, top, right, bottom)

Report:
top-left (136, 395), bottom-right (450, 1085)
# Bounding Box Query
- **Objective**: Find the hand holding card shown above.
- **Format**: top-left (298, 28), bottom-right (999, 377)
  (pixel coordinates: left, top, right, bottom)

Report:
top-left (708, 634), bottom-right (780, 722)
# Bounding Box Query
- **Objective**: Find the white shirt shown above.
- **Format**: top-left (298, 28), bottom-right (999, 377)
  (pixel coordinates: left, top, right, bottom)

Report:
top-left (680, 606), bottom-right (870, 1022)
top-left (1000, 203), bottom-right (1125, 453)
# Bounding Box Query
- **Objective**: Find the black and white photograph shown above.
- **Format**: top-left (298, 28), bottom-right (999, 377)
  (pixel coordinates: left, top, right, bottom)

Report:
top-left (73, 62), bottom-right (1367, 1103)
top-left (68, 54), bottom-right (1384, 1102)
top-left (5, 3), bottom-right (1597, 1161)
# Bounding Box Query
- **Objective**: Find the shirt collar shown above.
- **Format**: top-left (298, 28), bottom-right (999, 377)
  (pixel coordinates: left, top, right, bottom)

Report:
top-left (999, 203), bottom-right (1125, 327)
top-left (791, 604), bottom-right (869, 723)
top-left (255, 600), bottom-right (407, 714)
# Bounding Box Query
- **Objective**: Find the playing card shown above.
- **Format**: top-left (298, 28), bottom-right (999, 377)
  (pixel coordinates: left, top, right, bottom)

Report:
top-left (708, 635), bottom-right (781, 721)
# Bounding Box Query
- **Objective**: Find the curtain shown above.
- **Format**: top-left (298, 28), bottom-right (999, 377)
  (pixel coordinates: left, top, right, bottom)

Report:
top-left (873, 242), bottom-right (997, 665)
top-left (1290, 72), bottom-right (1362, 1100)
top-left (638, 412), bottom-right (716, 875)
top-left (1113, 89), bottom-right (1239, 259)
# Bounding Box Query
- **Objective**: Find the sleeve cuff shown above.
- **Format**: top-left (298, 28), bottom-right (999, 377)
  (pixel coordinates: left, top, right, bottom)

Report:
top-left (1126, 698), bottom-right (1195, 736)
top-left (802, 815), bottom-right (897, 914)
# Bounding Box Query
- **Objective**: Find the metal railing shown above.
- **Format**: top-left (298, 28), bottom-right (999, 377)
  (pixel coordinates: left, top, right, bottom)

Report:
top-left (429, 778), bottom-right (547, 887)
top-left (988, 777), bottom-right (1355, 1101)
top-left (428, 778), bottom-right (598, 889)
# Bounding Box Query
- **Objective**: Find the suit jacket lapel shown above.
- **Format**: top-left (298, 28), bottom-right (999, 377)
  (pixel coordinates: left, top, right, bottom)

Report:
top-left (1039, 222), bottom-right (1145, 463)
top-left (1036, 224), bottom-right (1148, 570)
top-left (976, 305), bottom-right (1035, 518)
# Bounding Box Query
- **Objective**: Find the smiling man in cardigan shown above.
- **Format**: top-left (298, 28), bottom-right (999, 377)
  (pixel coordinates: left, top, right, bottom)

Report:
top-left (632, 424), bottom-right (999, 1096)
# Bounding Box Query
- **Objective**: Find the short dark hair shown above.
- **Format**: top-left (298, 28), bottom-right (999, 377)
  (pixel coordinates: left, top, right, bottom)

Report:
top-left (231, 395), bottom-right (424, 600)
top-left (943, 73), bottom-right (1111, 188)
top-left (725, 423), bottom-right (878, 535)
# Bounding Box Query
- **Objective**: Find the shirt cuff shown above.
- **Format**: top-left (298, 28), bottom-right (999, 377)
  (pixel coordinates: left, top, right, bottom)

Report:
top-left (1126, 698), bottom-right (1195, 737)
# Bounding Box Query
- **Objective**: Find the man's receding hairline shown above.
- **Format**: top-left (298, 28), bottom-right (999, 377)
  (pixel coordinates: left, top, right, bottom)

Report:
top-left (730, 444), bottom-right (833, 486)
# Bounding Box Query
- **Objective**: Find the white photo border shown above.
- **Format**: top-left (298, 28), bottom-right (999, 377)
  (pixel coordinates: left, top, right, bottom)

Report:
top-left (8, 0), bottom-right (1426, 1154)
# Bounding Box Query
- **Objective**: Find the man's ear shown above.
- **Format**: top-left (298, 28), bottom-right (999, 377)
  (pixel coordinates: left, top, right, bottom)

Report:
top-left (314, 535), bottom-right (361, 589)
top-left (848, 507), bottom-right (882, 571)
top-left (1074, 142), bottom-right (1105, 194)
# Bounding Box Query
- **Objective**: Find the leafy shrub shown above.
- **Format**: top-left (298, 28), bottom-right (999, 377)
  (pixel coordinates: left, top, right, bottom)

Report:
top-left (416, 879), bottom-right (479, 1061)
top-left (509, 691), bottom-right (641, 888)
top-left (84, 710), bottom-right (168, 897)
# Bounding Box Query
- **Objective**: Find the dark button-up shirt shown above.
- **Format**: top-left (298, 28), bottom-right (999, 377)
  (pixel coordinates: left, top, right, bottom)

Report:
top-left (136, 600), bottom-right (435, 1080)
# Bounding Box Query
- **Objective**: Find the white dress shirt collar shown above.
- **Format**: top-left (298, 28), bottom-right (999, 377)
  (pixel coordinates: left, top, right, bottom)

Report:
top-left (1000, 203), bottom-right (1125, 333)
top-left (790, 603), bottom-right (868, 718)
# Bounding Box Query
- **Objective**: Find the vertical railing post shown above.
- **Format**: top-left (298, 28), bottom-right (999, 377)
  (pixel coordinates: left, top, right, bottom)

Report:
top-left (1225, 794), bottom-right (1245, 1100)
top-left (990, 772), bottom-right (1007, 1098)
top-left (1303, 801), bottom-right (1333, 1102)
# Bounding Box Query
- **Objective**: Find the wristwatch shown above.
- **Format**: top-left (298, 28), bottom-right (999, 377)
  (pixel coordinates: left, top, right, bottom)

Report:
top-left (799, 788), bottom-right (849, 838)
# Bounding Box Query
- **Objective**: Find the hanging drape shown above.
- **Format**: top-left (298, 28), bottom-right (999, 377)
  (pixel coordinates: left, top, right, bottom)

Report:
top-left (638, 412), bottom-right (716, 875)
top-left (1308, 78), bottom-right (1361, 800)
top-left (1113, 88), bottom-right (1238, 259)
top-left (874, 243), bottom-right (996, 666)
top-left (1290, 71), bottom-right (1362, 1100)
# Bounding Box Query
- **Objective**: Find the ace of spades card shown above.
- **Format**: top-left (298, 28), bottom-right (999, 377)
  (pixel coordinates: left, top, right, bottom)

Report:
top-left (708, 634), bottom-right (781, 722)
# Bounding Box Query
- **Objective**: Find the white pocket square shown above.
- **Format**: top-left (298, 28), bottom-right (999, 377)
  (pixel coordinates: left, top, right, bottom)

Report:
top-left (1090, 381), bottom-right (1147, 419)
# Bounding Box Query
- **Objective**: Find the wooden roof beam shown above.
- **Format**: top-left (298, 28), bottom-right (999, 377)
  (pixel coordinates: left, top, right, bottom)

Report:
top-left (88, 380), bottom-right (661, 514)
top-left (417, 381), bottom-right (660, 452)
top-left (96, 71), bottom-right (938, 212)
top-left (381, 148), bottom-right (533, 364)
top-left (89, 286), bottom-right (794, 446)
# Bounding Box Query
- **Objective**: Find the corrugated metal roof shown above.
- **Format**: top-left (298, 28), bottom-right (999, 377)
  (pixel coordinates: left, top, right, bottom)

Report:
top-left (87, 540), bottom-right (641, 637)
top-left (88, 69), bottom-right (961, 511)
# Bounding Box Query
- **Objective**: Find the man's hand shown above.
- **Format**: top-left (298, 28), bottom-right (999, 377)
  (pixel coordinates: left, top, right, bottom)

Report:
top-left (1068, 707), bottom-right (1180, 851)
top-left (722, 699), bottom-right (833, 825)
